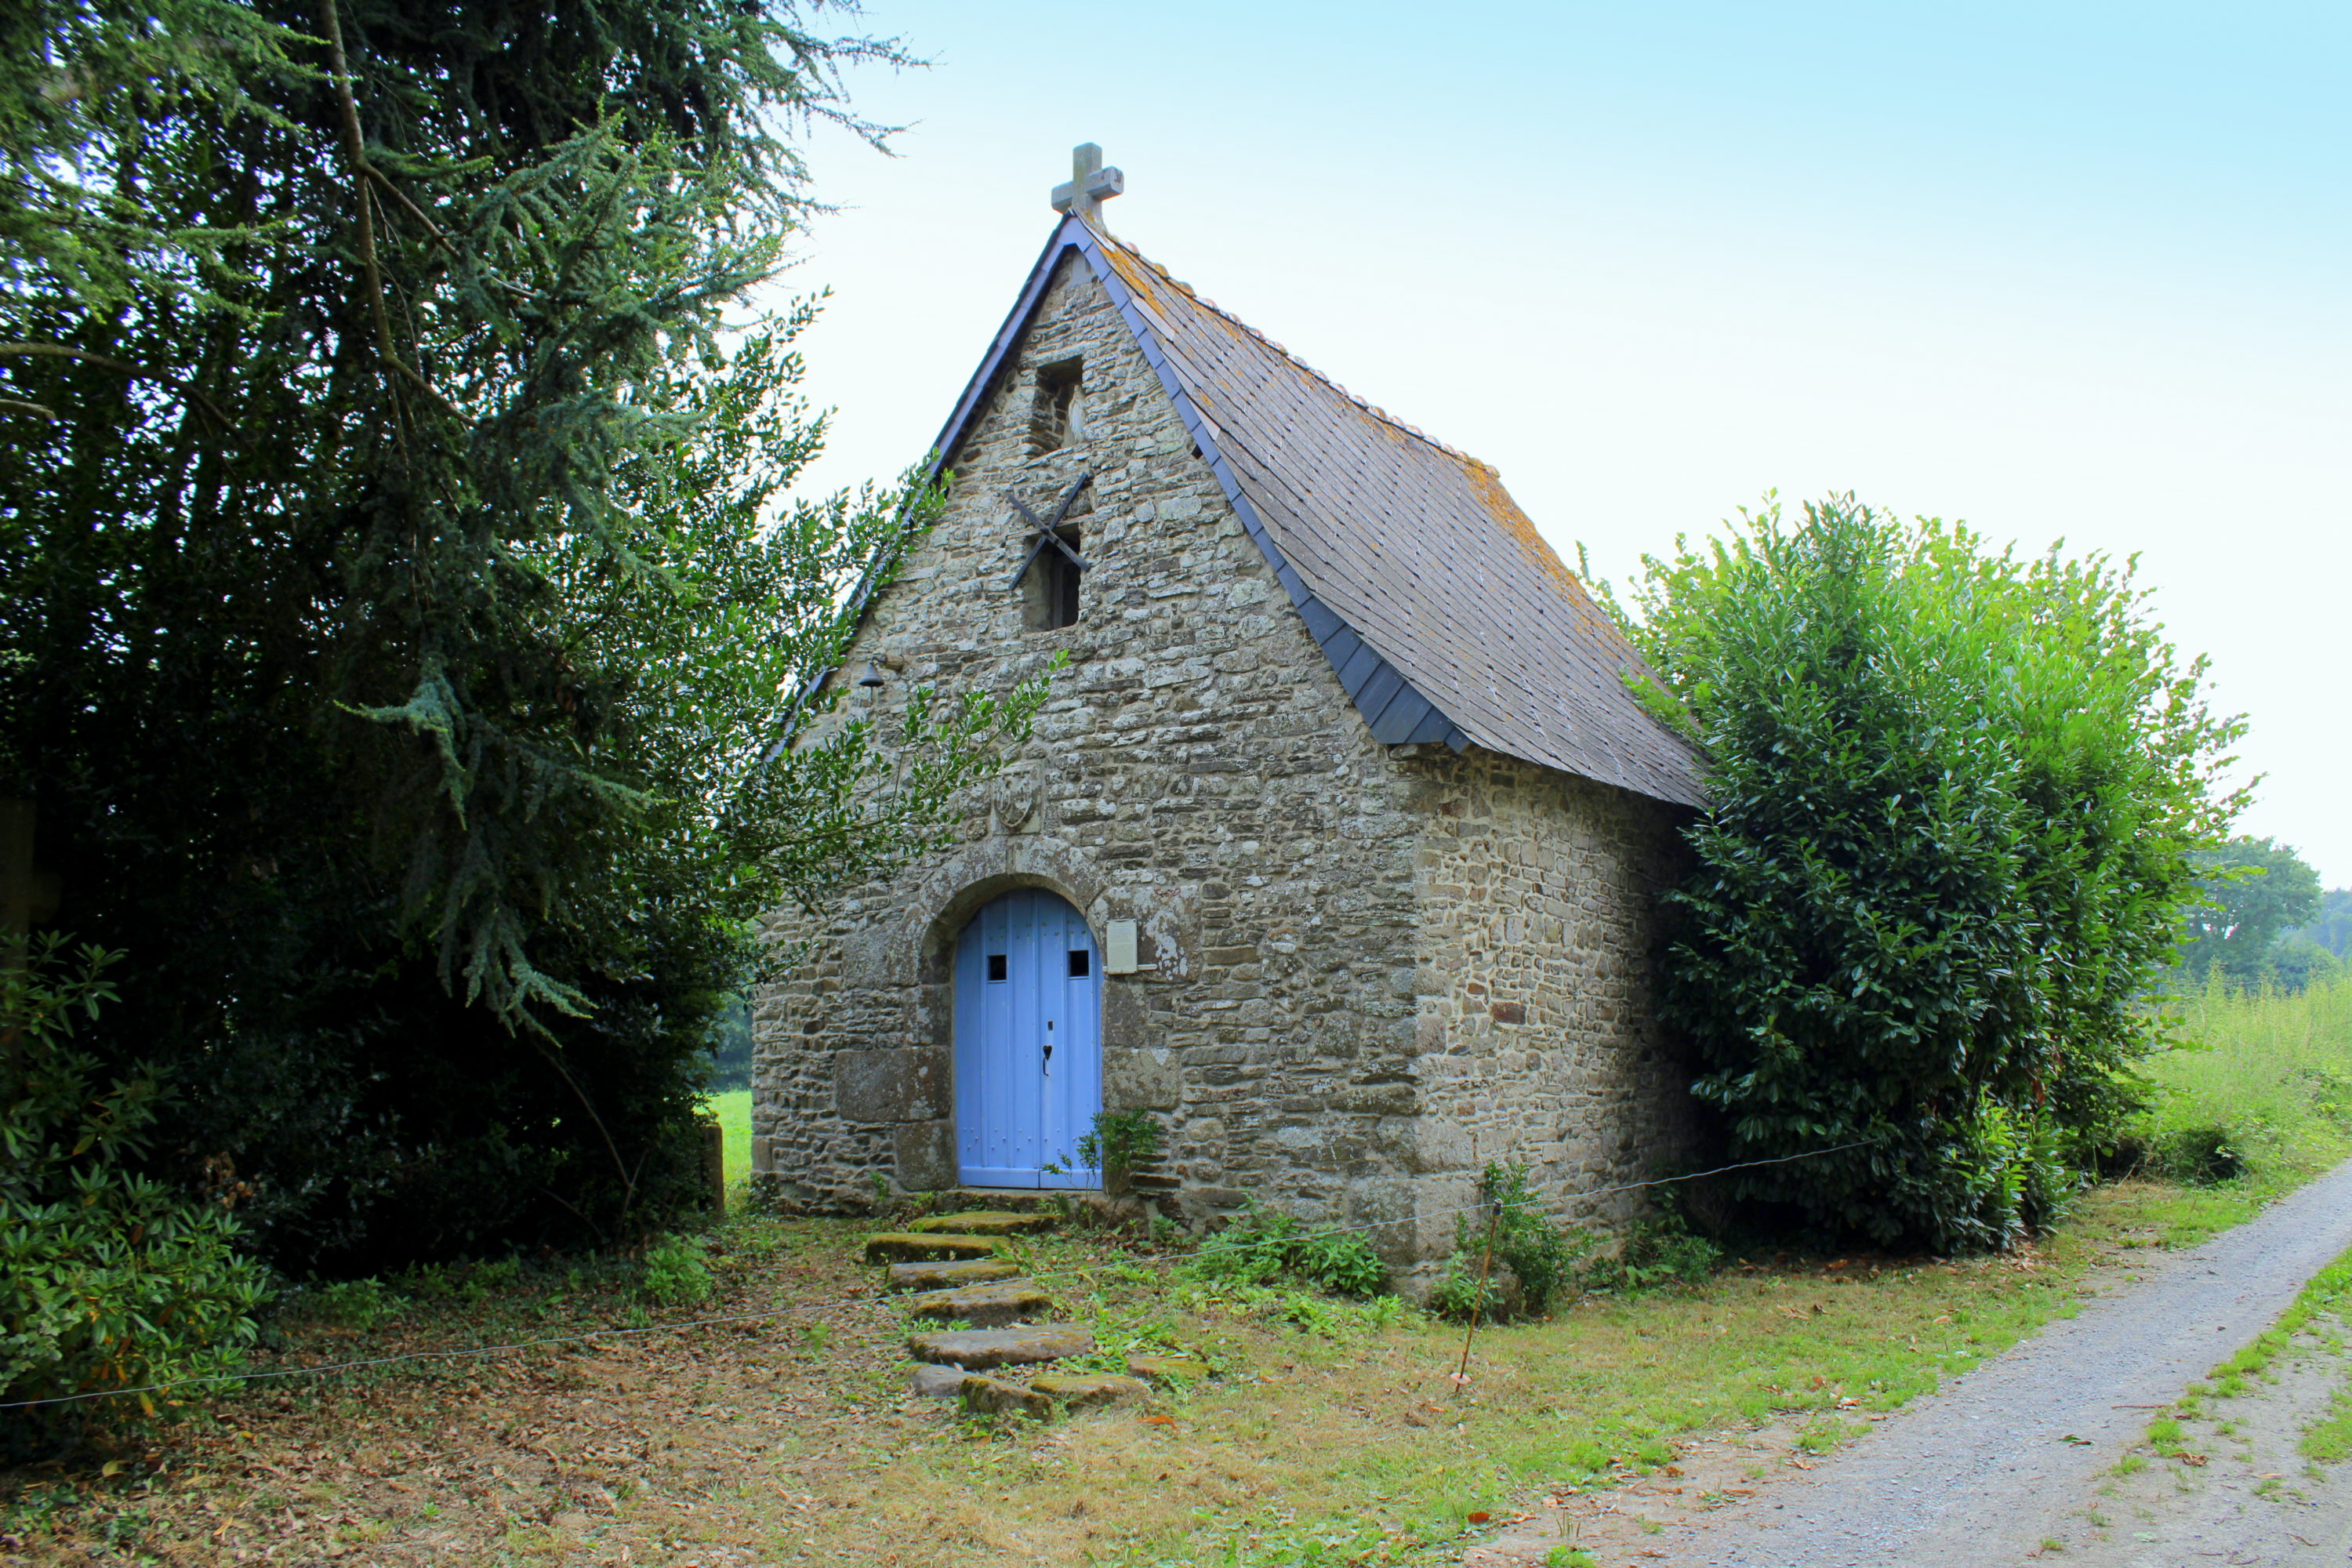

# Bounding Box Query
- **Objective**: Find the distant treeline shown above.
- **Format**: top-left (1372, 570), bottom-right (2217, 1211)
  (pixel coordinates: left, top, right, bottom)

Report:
top-left (2178, 837), bottom-right (2344, 991)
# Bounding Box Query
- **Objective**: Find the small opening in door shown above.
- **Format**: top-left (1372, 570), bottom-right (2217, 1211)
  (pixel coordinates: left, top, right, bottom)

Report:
top-left (986, 953), bottom-right (1008, 982)
top-left (1067, 949), bottom-right (1091, 978)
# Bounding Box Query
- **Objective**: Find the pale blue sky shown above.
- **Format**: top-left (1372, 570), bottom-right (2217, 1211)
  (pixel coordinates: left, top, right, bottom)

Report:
top-left (779, 2), bottom-right (2350, 881)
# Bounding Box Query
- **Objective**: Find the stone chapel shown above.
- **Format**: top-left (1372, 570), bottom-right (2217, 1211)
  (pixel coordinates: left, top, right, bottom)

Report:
top-left (751, 148), bottom-right (1708, 1273)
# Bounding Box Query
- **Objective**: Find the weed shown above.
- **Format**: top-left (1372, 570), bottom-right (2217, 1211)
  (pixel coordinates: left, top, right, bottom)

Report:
top-left (1584, 1210), bottom-right (1723, 1294)
top-left (1189, 1200), bottom-right (1387, 1297)
top-left (1431, 1162), bottom-right (1593, 1320)
top-left (2303, 1385), bottom-right (2352, 1462)
top-left (1547, 1551), bottom-right (1598, 1568)
top-left (1179, 1281), bottom-right (1403, 1343)
top-left (2142, 974), bottom-right (2352, 1196)
top-left (305, 1277), bottom-right (400, 1331)
top-left (640, 1235), bottom-right (714, 1308)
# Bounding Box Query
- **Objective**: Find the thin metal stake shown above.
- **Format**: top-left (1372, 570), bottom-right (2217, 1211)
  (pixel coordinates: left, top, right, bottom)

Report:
top-left (1452, 1185), bottom-right (1501, 1397)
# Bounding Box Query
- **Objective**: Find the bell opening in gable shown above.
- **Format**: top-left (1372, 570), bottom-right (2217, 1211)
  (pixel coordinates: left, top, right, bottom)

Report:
top-left (1029, 358), bottom-right (1084, 454)
top-left (1022, 524), bottom-right (1083, 630)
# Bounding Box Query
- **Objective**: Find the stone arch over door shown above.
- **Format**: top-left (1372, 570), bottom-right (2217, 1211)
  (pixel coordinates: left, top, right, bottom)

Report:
top-left (873, 838), bottom-right (1193, 1193)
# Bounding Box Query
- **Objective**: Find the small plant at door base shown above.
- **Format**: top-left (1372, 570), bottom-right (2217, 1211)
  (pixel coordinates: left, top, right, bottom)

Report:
top-left (1076, 1109), bottom-right (1167, 1198)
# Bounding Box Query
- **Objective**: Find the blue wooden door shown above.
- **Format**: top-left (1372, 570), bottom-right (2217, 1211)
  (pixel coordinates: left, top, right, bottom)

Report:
top-left (953, 890), bottom-right (1102, 1189)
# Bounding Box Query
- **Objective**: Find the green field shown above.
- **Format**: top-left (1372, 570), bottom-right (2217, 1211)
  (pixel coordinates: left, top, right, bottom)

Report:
top-left (2145, 971), bottom-right (2352, 1196)
top-left (704, 1088), bottom-right (751, 1192)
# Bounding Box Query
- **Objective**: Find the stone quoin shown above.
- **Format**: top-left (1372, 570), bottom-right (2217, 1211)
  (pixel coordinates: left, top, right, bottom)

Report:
top-left (752, 147), bottom-right (1707, 1285)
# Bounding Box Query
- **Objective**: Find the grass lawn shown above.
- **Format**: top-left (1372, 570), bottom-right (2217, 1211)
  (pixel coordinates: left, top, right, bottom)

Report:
top-left (5, 978), bottom-right (2347, 1566)
top-left (706, 1087), bottom-right (752, 1191)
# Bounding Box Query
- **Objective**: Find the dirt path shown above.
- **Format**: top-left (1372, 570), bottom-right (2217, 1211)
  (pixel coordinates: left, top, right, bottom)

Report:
top-left (1633, 1161), bottom-right (2352, 1567)
top-left (2045, 1299), bottom-right (2352, 1567)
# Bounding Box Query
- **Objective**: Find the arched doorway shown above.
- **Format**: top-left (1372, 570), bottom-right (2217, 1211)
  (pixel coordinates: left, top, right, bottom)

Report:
top-left (953, 888), bottom-right (1102, 1189)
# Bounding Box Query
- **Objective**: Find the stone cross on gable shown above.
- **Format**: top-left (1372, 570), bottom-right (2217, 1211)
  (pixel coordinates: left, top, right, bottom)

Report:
top-left (1051, 143), bottom-right (1124, 230)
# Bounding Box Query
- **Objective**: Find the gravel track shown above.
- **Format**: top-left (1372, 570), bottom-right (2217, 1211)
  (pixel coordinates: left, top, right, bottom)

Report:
top-left (1692, 1160), bottom-right (2352, 1566)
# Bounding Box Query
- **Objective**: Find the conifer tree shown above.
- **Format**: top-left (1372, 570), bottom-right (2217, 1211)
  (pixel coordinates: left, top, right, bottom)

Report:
top-left (0, 1), bottom-right (1036, 1264)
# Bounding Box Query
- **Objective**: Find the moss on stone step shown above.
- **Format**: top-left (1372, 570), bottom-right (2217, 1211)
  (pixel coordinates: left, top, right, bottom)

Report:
top-left (906, 1282), bottom-right (1054, 1327)
top-left (862, 1232), bottom-right (1003, 1264)
top-left (906, 1323), bottom-right (1092, 1370)
top-left (885, 1258), bottom-right (1023, 1292)
top-left (908, 1210), bottom-right (1057, 1236)
top-left (1029, 1373), bottom-right (1149, 1410)
top-left (957, 1374), bottom-right (1049, 1418)
top-left (1123, 1353), bottom-right (1213, 1387)
top-left (958, 1372), bottom-right (1148, 1419)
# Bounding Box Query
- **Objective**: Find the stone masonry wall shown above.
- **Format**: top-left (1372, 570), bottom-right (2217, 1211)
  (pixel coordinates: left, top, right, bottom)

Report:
top-left (1400, 747), bottom-right (1701, 1264)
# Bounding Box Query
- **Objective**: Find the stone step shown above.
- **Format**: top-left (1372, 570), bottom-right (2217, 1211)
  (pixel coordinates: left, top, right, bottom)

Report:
top-left (960, 1372), bottom-right (1148, 1418)
top-left (906, 1323), bottom-right (1092, 1370)
top-left (886, 1258), bottom-right (1024, 1293)
top-left (905, 1281), bottom-right (1054, 1327)
top-left (1124, 1352), bottom-right (1212, 1387)
top-left (908, 1210), bottom-right (1058, 1237)
top-left (862, 1232), bottom-right (1004, 1265)
top-left (910, 1363), bottom-right (968, 1399)
top-left (950, 1189), bottom-right (1054, 1212)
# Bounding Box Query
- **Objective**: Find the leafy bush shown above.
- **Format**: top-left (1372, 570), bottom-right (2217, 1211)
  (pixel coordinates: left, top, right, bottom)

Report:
top-left (1429, 1163), bottom-right (1594, 1319)
top-left (2, 939), bottom-right (272, 1454)
top-left (1612, 497), bottom-right (2240, 1250)
top-left (1189, 1201), bottom-right (1387, 1297)
top-left (639, 1235), bottom-right (714, 1308)
top-left (1427, 1254), bottom-right (1506, 1320)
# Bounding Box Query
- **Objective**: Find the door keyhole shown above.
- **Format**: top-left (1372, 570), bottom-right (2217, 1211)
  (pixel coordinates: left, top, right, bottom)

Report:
top-left (1044, 1018), bottom-right (1053, 1073)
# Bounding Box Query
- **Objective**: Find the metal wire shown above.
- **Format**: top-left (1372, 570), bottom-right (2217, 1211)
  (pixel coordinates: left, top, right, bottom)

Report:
top-left (0, 1137), bottom-right (1879, 1412)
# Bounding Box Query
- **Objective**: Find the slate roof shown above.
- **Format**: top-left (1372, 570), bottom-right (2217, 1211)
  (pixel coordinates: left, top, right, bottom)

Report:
top-left (921, 216), bottom-right (1707, 811)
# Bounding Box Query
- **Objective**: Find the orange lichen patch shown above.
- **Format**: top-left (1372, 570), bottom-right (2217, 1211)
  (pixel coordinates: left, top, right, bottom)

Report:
top-left (1095, 233), bottom-right (1167, 303)
top-left (1460, 455), bottom-right (1581, 593)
